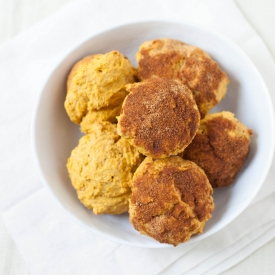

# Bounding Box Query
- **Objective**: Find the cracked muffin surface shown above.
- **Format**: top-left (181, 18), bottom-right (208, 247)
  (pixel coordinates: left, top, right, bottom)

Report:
top-left (183, 111), bottom-right (252, 188)
top-left (136, 38), bottom-right (229, 117)
top-left (129, 156), bottom-right (214, 246)
top-left (67, 122), bottom-right (142, 215)
top-left (117, 78), bottom-right (200, 158)
top-left (65, 51), bottom-right (136, 133)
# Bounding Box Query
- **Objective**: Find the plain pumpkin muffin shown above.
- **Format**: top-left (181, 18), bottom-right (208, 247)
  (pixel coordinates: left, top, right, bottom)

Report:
top-left (183, 111), bottom-right (252, 188)
top-left (129, 156), bottom-right (214, 246)
top-left (136, 38), bottom-right (229, 117)
top-left (65, 51), bottom-right (136, 133)
top-left (67, 122), bottom-right (142, 214)
top-left (117, 78), bottom-right (200, 158)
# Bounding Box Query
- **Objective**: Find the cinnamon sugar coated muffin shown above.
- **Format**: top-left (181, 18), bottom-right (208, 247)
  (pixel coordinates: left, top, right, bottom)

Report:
top-left (183, 111), bottom-right (252, 188)
top-left (129, 156), bottom-right (214, 246)
top-left (67, 122), bottom-right (142, 214)
top-left (64, 51), bottom-right (136, 133)
top-left (117, 78), bottom-right (200, 158)
top-left (136, 38), bottom-right (229, 117)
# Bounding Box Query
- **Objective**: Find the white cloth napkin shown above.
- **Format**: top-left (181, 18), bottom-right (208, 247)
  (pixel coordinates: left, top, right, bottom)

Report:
top-left (0, 0), bottom-right (275, 274)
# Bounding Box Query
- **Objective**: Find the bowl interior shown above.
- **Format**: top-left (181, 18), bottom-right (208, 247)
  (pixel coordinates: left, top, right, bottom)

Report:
top-left (32, 21), bottom-right (274, 248)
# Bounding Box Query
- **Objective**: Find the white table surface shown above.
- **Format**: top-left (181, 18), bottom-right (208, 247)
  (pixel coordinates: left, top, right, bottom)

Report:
top-left (0, 0), bottom-right (274, 274)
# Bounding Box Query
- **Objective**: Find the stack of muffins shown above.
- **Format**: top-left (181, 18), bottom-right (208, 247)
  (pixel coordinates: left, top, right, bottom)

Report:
top-left (64, 39), bottom-right (252, 246)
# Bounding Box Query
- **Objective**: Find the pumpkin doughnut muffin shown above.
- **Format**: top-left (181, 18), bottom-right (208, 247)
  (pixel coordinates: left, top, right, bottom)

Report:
top-left (117, 78), bottom-right (200, 158)
top-left (65, 51), bottom-right (136, 133)
top-left (183, 111), bottom-right (252, 188)
top-left (136, 38), bottom-right (229, 117)
top-left (67, 122), bottom-right (142, 215)
top-left (129, 156), bottom-right (214, 246)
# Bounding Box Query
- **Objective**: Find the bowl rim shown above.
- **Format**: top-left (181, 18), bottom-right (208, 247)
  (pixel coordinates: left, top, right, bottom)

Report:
top-left (31, 19), bottom-right (275, 248)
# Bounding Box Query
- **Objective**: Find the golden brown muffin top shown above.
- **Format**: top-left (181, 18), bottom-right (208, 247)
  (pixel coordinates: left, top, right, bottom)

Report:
top-left (136, 38), bottom-right (229, 117)
top-left (117, 78), bottom-right (200, 158)
top-left (183, 112), bottom-right (252, 188)
top-left (67, 122), bottom-right (143, 215)
top-left (65, 51), bottom-right (136, 125)
top-left (129, 157), bottom-right (214, 246)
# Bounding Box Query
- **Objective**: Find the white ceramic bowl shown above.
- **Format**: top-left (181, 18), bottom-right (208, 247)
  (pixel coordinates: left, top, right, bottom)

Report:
top-left (31, 21), bottom-right (274, 248)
